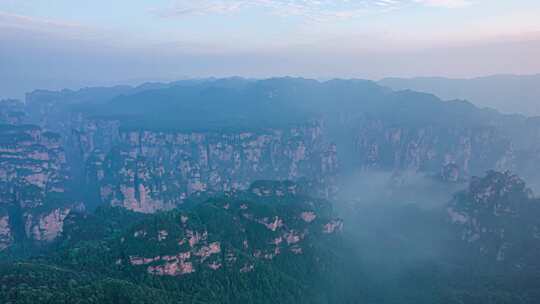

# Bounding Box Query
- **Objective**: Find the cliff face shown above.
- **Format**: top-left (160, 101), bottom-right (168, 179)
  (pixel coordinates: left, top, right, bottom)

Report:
top-left (0, 213), bottom-right (13, 250)
top-left (348, 119), bottom-right (512, 181)
top-left (77, 120), bottom-right (338, 213)
top-left (71, 114), bottom-right (525, 215)
top-left (0, 125), bottom-right (67, 203)
top-left (0, 122), bottom-right (81, 249)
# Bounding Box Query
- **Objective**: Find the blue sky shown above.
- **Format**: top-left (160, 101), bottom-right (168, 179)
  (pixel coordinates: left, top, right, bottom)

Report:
top-left (1, 0), bottom-right (539, 98)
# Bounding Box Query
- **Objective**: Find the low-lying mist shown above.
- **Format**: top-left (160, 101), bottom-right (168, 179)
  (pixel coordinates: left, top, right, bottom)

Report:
top-left (328, 170), bottom-right (467, 294)
top-left (336, 170), bottom-right (465, 210)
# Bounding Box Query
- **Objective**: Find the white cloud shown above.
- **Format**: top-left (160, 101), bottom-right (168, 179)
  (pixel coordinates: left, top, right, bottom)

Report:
top-left (0, 11), bottom-right (136, 47)
top-left (150, 0), bottom-right (250, 18)
top-left (0, 11), bottom-right (82, 31)
top-left (152, 0), bottom-right (394, 21)
top-left (152, 0), bottom-right (473, 21)
top-left (414, 0), bottom-right (472, 8)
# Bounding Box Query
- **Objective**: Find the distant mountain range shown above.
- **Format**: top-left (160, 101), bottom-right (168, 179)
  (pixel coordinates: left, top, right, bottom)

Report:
top-left (379, 74), bottom-right (540, 116)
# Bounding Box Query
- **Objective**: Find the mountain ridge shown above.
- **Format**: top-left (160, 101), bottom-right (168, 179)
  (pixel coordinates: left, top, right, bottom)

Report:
top-left (379, 74), bottom-right (540, 116)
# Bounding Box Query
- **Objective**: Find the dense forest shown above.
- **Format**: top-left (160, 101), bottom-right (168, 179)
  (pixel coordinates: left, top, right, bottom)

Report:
top-left (3, 173), bottom-right (540, 303)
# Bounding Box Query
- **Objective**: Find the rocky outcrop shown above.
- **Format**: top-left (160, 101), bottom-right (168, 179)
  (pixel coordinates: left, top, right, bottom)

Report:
top-left (24, 207), bottom-right (79, 242)
top-left (448, 171), bottom-right (540, 263)
top-left (117, 182), bottom-right (342, 276)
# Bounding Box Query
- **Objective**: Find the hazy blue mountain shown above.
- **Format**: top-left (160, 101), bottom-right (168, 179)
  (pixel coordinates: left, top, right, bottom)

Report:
top-left (379, 74), bottom-right (540, 116)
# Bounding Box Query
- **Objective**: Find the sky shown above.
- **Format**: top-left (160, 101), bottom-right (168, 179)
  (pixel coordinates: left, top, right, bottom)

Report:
top-left (1, 0), bottom-right (540, 99)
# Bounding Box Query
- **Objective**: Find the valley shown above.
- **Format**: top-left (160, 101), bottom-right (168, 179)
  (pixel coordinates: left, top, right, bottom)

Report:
top-left (2, 78), bottom-right (540, 303)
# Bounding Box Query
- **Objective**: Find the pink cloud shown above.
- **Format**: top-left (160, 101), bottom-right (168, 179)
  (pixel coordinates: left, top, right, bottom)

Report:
top-left (414, 0), bottom-right (472, 8)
